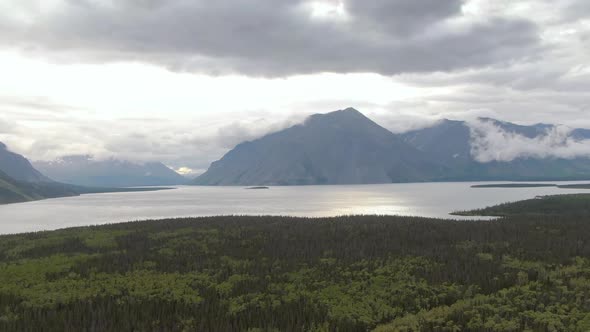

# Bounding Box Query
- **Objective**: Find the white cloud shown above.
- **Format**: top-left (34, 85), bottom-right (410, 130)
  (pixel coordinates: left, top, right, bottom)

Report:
top-left (468, 119), bottom-right (590, 162)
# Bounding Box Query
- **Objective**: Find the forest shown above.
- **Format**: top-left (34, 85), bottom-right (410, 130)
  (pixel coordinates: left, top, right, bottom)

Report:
top-left (0, 194), bottom-right (590, 331)
top-left (453, 193), bottom-right (590, 217)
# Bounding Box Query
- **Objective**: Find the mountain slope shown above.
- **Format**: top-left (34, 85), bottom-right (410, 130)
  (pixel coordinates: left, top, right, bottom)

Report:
top-left (0, 143), bottom-right (81, 204)
top-left (0, 169), bottom-right (80, 204)
top-left (401, 119), bottom-right (473, 167)
top-left (195, 108), bottom-right (444, 185)
top-left (0, 170), bottom-right (35, 204)
top-left (0, 142), bottom-right (51, 182)
top-left (34, 156), bottom-right (188, 187)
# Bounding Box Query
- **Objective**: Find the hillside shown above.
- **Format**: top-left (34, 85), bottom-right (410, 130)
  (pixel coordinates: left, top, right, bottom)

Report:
top-left (0, 170), bottom-right (35, 204)
top-left (0, 142), bottom-right (50, 182)
top-left (0, 170), bottom-right (79, 204)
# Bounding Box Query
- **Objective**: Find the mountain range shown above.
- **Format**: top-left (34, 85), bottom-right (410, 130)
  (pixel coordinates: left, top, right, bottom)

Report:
top-left (0, 144), bottom-right (177, 204)
top-left (195, 108), bottom-right (590, 185)
top-left (3, 107), bottom-right (590, 195)
top-left (34, 155), bottom-right (188, 187)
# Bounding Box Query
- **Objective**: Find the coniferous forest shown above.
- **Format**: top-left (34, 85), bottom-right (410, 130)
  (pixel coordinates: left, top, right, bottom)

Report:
top-left (1, 195), bottom-right (590, 331)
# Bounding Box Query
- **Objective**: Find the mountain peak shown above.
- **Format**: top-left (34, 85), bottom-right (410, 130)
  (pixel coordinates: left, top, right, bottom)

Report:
top-left (437, 119), bottom-right (466, 127)
top-left (196, 107), bottom-right (439, 185)
top-left (331, 107), bottom-right (364, 117)
top-left (341, 107), bottom-right (361, 113)
top-left (306, 107), bottom-right (373, 125)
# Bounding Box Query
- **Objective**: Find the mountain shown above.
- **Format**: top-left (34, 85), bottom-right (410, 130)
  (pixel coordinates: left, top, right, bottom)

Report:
top-left (476, 117), bottom-right (554, 138)
top-left (401, 118), bottom-right (590, 181)
top-left (196, 109), bottom-right (590, 186)
top-left (0, 142), bottom-right (51, 182)
top-left (572, 128), bottom-right (590, 140)
top-left (34, 155), bottom-right (188, 187)
top-left (195, 108), bottom-right (445, 185)
top-left (400, 119), bottom-right (473, 167)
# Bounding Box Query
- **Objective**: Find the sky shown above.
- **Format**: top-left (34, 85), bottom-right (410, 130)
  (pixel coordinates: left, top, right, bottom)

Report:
top-left (0, 0), bottom-right (588, 175)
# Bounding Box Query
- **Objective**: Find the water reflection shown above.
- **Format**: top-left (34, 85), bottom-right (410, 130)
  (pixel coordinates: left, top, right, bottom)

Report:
top-left (0, 181), bottom-right (589, 234)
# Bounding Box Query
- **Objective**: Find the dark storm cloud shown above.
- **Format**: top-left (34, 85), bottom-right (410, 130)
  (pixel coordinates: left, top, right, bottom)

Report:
top-left (346, 0), bottom-right (463, 35)
top-left (0, 0), bottom-right (540, 76)
top-left (562, 0), bottom-right (590, 19)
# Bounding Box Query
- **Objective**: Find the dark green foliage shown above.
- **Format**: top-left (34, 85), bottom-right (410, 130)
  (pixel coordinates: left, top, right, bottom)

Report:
top-left (454, 193), bottom-right (590, 217)
top-left (559, 184), bottom-right (590, 189)
top-left (470, 183), bottom-right (590, 189)
top-left (471, 183), bottom-right (557, 188)
top-left (1, 199), bottom-right (590, 331)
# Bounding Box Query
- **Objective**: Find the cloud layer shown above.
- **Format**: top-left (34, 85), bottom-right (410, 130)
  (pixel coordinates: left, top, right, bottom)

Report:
top-left (0, 0), bottom-right (588, 172)
top-left (469, 120), bottom-right (590, 162)
top-left (0, 0), bottom-right (540, 76)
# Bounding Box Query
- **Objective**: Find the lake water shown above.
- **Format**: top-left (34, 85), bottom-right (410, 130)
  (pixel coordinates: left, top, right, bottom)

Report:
top-left (1, 182), bottom-right (589, 234)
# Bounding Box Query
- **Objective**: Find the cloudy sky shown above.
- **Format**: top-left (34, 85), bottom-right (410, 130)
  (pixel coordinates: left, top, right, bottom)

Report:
top-left (0, 0), bottom-right (588, 174)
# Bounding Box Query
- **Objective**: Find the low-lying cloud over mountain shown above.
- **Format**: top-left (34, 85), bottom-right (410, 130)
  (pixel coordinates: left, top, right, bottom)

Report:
top-left (469, 119), bottom-right (590, 162)
top-left (34, 155), bottom-right (188, 187)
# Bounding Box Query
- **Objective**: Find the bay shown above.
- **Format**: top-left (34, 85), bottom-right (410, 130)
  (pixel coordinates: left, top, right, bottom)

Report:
top-left (1, 181), bottom-right (589, 234)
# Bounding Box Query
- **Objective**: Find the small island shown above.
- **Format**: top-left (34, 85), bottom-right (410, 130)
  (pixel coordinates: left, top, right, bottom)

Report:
top-left (245, 186), bottom-right (270, 190)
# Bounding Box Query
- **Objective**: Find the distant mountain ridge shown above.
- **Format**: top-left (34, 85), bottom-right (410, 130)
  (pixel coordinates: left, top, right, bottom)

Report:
top-left (195, 108), bottom-right (590, 185)
top-left (0, 143), bottom-right (174, 204)
top-left (34, 156), bottom-right (188, 187)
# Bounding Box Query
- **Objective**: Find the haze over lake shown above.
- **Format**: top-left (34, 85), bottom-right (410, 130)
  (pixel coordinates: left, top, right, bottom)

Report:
top-left (1, 181), bottom-right (589, 234)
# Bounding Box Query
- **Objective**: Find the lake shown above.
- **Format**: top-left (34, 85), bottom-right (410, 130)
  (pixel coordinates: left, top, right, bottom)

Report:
top-left (1, 182), bottom-right (589, 234)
